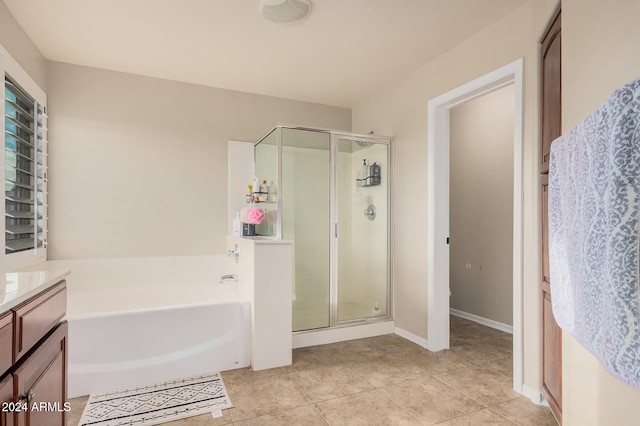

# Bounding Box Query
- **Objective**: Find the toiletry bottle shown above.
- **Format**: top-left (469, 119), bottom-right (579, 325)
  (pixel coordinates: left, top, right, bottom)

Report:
top-left (247, 185), bottom-right (253, 203)
top-left (370, 162), bottom-right (380, 177)
top-left (252, 178), bottom-right (260, 202)
top-left (268, 180), bottom-right (277, 202)
top-left (259, 180), bottom-right (268, 201)
top-left (232, 212), bottom-right (241, 237)
top-left (369, 162), bottom-right (381, 185)
top-left (362, 159), bottom-right (369, 185)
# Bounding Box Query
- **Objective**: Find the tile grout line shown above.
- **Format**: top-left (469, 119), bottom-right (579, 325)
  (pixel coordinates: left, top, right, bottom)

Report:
top-left (287, 371), bottom-right (332, 425)
top-left (430, 372), bottom-right (490, 409)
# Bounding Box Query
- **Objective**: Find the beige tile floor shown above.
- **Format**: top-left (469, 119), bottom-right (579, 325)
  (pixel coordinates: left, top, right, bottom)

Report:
top-left (67, 316), bottom-right (558, 425)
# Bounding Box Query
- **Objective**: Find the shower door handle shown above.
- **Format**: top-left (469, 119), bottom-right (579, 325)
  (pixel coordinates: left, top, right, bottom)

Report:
top-left (335, 223), bottom-right (339, 238)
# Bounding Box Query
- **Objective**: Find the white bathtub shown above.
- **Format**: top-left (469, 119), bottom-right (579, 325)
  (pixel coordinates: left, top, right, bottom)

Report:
top-left (26, 256), bottom-right (251, 398)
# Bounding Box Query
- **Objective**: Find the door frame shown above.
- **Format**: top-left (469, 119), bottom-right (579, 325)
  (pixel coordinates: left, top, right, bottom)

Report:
top-left (426, 58), bottom-right (524, 392)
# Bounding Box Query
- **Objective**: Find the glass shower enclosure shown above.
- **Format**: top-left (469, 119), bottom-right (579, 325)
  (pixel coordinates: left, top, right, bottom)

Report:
top-left (254, 125), bottom-right (392, 332)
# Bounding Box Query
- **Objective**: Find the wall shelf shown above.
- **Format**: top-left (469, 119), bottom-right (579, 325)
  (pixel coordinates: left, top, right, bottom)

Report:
top-left (356, 176), bottom-right (381, 187)
top-left (246, 192), bottom-right (276, 203)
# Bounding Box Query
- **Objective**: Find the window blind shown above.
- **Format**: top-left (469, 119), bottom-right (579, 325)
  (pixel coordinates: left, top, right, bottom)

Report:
top-left (4, 75), bottom-right (46, 254)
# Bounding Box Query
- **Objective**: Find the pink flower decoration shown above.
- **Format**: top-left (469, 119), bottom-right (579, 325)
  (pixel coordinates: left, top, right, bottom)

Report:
top-left (245, 207), bottom-right (265, 225)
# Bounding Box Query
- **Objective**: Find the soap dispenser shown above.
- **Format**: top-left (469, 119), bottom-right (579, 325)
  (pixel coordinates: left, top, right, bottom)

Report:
top-left (362, 159), bottom-right (369, 184)
top-left (232, 212), bottom-right (241, 237)
top-left (369, 162), bottom-right (381, 185)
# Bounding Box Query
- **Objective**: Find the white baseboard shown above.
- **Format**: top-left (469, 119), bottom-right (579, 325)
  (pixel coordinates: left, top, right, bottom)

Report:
top-left (394, 326), bottom-right (430, 349)
top-left (450, 308), bottom-right (513, 334)
top-left (521, 385), bottom-right (549, 406)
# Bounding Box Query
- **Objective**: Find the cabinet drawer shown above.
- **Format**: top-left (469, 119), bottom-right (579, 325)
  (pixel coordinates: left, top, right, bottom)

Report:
top-left (13, 281), bottom-right (67, 362)
top-left (0, 313), bottom-right (11, 376)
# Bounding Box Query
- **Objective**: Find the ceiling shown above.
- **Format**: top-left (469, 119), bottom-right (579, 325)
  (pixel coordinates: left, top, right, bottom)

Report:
top-left (4, 0), bottom-right (529, 108)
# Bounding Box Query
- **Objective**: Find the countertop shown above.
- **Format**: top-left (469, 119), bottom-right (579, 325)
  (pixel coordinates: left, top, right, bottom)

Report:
top-left (0, 269), bottom-right (70, 313)
top-left (228, 236), bottom-right (294, 244)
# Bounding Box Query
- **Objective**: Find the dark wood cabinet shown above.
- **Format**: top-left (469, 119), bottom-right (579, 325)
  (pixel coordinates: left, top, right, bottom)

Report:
top-left (540, 175), bottom-right (550, 287)
top-left (542, 284), bottom-right (562, 409)
top-left (13, 282), bottom-right (66, 363)
top-left (540, 8), bottom-right (562, 424)
top-left (0, 375), bottom-right (13, 426)
top-left (0, 280), bottom-right (68, 426)
top-left (540, 174), bottom-right (561, 421)
top-left (0, 313), bottom-right (12, 376)
top-left (541, 10), bottom-right (562, 174)
top-left (14, 323), bottom-right (67, 426)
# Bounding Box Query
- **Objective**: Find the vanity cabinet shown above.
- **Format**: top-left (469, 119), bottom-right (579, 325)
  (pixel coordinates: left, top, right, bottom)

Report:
top-left (0, 375), bottom-right (13, 426)
top-left (13, 283), bottom-right (66, 363)
top-left (0, 279), bottom-right (68, 426)
top-left (14, 322), bottom-right (67, 426)
top-left (0, 313), bottom-right (12, 376)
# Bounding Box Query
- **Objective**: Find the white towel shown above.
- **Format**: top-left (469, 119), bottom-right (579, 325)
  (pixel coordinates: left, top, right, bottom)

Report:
top-left (548, 77), bottom-right (640, 389)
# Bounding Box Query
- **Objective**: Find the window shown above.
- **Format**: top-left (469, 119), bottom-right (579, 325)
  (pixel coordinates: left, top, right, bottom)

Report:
top-left (1, 45), bottom-right (47, 269)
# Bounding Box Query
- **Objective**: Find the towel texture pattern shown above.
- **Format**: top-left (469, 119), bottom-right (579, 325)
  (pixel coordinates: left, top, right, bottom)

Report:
top-left (549, 78), bottom-right (640, 389)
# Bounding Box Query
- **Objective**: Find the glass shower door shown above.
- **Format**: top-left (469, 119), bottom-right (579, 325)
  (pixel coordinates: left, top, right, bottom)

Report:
top-left (281, 128), bottom-right (332, 332)
top-left (336, 136), bottom-right (389, 322)
top-left (254, 129), bottom-right (278, 237)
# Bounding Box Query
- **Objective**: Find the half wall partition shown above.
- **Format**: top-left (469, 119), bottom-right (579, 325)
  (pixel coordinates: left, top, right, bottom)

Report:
top-left (254, 125), bottom-right (392, 332)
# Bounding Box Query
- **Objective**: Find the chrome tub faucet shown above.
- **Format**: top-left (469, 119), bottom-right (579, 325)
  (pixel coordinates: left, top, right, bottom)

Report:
top-left (218, 274), bottom-right (238, 283)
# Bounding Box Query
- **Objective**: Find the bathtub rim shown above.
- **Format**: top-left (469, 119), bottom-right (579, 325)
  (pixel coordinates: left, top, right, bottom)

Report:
top-left (65, 296), bottom-right (251, 321)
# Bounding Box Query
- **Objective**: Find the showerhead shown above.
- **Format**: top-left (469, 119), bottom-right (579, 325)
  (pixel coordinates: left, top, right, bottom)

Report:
top-left (356, 131), bottom-right (376, 147)
top-left (261, 0), bottom-right (312, 23)
top-left (355, 130), bottom-right (380, 147)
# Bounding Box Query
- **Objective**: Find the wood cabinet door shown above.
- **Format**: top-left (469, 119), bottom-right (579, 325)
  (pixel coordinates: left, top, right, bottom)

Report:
top-left (540, 8), bottom-right (562, 424)
top-left (541, 10), bottom-right (562, 174)
top-left (14, 322), bottom-right (67, 426)
top-left (0, 313), bottom-right (12, 376)
top-left (0, 374), bottom-right (13, 426)
top-left (541, 175), bottom-right (562, 422)
top-left (13, 281), bottom-right (67, 363)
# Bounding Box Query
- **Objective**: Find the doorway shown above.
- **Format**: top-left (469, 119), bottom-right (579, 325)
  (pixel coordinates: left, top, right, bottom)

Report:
top-left (449, 84), bottom-right (514, 331)
top-left (426, 59), bottom-right (524, 392)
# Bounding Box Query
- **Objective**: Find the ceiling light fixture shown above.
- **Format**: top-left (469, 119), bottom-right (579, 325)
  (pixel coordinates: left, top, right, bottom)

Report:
top-left (260, 0), bottom-right (312, 24)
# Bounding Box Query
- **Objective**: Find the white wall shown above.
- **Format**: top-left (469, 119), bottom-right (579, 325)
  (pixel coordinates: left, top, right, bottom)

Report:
top-left (45, 62), bottom-right (351, 259)
top-left (561, 0), bottom-right (640, 424)
top-left (352, 0), bottom-right (559, 397)
top-left (0, 0), bottom-right (46, 91)
top-left (449, 84), bottom-right (514, 326)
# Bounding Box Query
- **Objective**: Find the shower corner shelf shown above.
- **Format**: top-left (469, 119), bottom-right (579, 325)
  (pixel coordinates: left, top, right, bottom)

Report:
top-left (356, 176), bottom-right (381, 187)
top-left (246, 192), bottom-right (276, 204)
